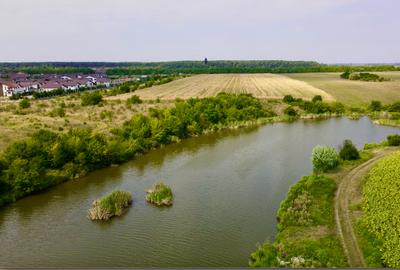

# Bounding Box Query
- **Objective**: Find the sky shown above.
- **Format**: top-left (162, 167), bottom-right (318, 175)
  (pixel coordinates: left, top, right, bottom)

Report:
top-left (0, 0), bottom-right (399, 63)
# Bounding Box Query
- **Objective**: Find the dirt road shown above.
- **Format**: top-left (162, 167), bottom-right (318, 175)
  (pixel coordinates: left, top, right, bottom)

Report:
top-left (334, 149), bottom-right (395, 267)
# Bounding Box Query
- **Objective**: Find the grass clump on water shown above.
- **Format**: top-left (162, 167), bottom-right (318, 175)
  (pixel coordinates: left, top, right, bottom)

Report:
top-left (146, 182), bottom-right (173, 206)
top-left (88, 190), bottom-right (132, 221)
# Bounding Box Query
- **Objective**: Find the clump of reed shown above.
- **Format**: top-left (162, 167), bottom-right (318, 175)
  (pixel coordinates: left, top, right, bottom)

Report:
top-left (145, 182), bottom-right (173, 206)
top-left (88, 190), bottom-right (132, 221)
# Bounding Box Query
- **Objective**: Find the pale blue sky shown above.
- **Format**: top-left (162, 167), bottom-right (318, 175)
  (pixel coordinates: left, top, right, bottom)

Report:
top-left (1, 0), bottom-right (399, 63)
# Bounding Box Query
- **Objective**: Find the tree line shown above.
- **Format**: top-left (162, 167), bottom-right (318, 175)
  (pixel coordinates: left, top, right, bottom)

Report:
top-left (0, 93), bottom-right (273, 206)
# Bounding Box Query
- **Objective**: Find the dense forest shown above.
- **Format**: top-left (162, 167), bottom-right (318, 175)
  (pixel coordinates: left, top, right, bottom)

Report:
top-left (0, 61), bottom-right (399, 75)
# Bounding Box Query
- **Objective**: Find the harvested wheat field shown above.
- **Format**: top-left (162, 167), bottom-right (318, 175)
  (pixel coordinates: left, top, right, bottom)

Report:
top-left (287, 72), bottom-right (400, 105)
top-left (108, 74), bottom-right (334, 101)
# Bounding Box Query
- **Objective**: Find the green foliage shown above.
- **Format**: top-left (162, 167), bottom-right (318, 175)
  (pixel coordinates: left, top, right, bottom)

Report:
top-left (340, 71), bottom-right (351, 79)
top-left (387, 134), bottom-right (400, 146)
top-left (88, 190), bottom-right (132, 220)
top-left (126, 95), bottom-right (142, 105)
top-left (81, 91), bottom-right (103, 106)
top-left (0, 93), bottom-right (270, 206)
top-left (146, 182), bottom-right (173, 206)
top-left (49, 107), bottom-right (65, 117)
top-left (312, 95), bottom-right (322, 103)
top-left (250, 175), bottom-right (345, 268)
top-left (311, 145), bottom-right (339, 173)
top-left (361, 151), bottom-right (400, 267)
top-left (368, 100), bottom-right (382, 112)
top-left (388, 101), bottom-right (400, 112)
top-left (339, 139), bottom-right (360, 161)
top-left (278, 175), bottom-right (337, 228)
top-left (356, 220), bottom-right (384, 267)
top-left (283, 95), bottom-right (295, 104)
top-left (342, 72), bottom-right (388, 82)
top-left (284, 106), bottom-right (298, 117)
top-left (19, 98), bottom-right (30, 109)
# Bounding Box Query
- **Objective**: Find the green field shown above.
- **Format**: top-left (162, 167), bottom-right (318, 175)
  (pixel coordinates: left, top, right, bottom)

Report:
top-left (286, 72), bottom-right (400, 105)
top-left (359, 151), bottom-right (400, 267)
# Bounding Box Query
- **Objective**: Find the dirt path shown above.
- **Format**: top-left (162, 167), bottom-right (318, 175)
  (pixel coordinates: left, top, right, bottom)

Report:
top-left (334, 149), bottom-right (395, 267)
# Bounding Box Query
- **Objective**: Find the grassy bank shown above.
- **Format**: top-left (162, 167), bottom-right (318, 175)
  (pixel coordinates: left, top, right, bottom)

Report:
top-left (249, 141), bottom-right (389, 268)
top-left (249, 174), bottom-right (347, 268)
top-left (0, 93), bottom-right (274, 207)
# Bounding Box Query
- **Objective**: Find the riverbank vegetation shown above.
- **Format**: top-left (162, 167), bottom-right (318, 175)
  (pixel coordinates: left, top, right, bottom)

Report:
top-left (358, 151), bottom-right (400, 267)
top-left (146, 182), bottom-right (173, 206)
top-left (0, 93), bottom-right (272, 206)
top-left (249, 174), bottom-right (346, 267)
top-left (88, 190), bottom-right (132, 221)
top-left (249, 139), bottom-right (370, 268)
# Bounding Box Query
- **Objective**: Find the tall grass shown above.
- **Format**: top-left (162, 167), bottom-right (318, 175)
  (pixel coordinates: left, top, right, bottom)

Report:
top-left (146, 182), bottom-right (173, 206)
top-left (88, 190), bottom-right (132, 221)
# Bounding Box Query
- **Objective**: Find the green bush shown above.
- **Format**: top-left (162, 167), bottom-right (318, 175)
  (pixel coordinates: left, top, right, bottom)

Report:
top-left (311, 145), bottom-right (339, 173)
top-left (126, 95), bottom-right (142, 105)
top-left (81, 92), bottom-right (103, 106)
top-left (146, 182), bottom-right (173, 206)
top-left (88, 190), bottom-right (132, 220)
top-left (339, 139), bottom-right (360, 160)
top-left (283, 95), bottom-right (295, 103)
top-left (387, 134), bottom-right (400, 146)
top-left (368, 100), bottom-right (382, 112)
top-left (284, 106), bottom-right (298, 117)
top-left (312, 95), bottom-right (322, 103)
top-left (49, 107), bottom-right (65, 117)
top-left (19, 98), bottom-right (30, 109)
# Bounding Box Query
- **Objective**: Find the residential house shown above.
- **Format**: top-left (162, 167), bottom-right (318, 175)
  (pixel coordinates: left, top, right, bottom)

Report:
top-left (40, 81), bottom-right (61, 92)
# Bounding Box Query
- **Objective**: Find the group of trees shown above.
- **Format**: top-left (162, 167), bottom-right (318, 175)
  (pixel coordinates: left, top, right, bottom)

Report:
top-left (105, 74), bottom-right (178, 96)
top-left (32, 84), bottom-right (108, 99)
top-left (0, 93), bottom-right (272, 206)
top-left (340, 71), bottom-right (389, 82)
top-left (283, 95), bottom-right (345, 116)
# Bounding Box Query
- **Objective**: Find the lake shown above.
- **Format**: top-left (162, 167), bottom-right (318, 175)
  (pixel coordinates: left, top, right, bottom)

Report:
top-left (0, 117), bottom-right (398, 267)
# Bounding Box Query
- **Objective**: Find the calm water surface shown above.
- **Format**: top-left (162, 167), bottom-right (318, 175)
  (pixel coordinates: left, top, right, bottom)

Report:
top-left (0, 117), bottom-right (398, 267)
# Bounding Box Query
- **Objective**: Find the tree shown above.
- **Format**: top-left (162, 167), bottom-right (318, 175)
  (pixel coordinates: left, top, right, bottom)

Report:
top-left (283, 95), bottom-right (295, 103)
top-left (368, 100), bottom-right (382, 112)
top-left (312, 95), bottom-right (322, 103)
top-left (339, 140), bottom-right (360, 160)
top-left (284, 106), bottom-right (298, 117)
top-left (311, 145), bottom-right (339, 173)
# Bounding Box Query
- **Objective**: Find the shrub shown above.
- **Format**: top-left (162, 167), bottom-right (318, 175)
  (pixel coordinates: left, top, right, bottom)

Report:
top-left (19, 98), bottom-right (30, 109)
top-left (126, 95), bottom-right (142, 105)
top-left (88, 190), bottom-right (132, 220)
top-left (312, 95), bottom-right (322, 103)
top-left (146, 182), bottom-right (173, 206)
top-left (368, 100), bottom-right (382, 112)
top-left (339, 139), bottom-right (360, 160)
top-left (283, 95), bottom-right (295, 103)
top-left (388, 102), bottom-right (400, 112)
top-left (284, 106), bottom-right (298, 117)
top-left (81, 92), bottom-right (103, 106)
top-left (311, 145), bottom-right (339, 173)
top-left (49, 107), bottom-right (65, 117)
top-left (387, 134), bottom-right (400, 146)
